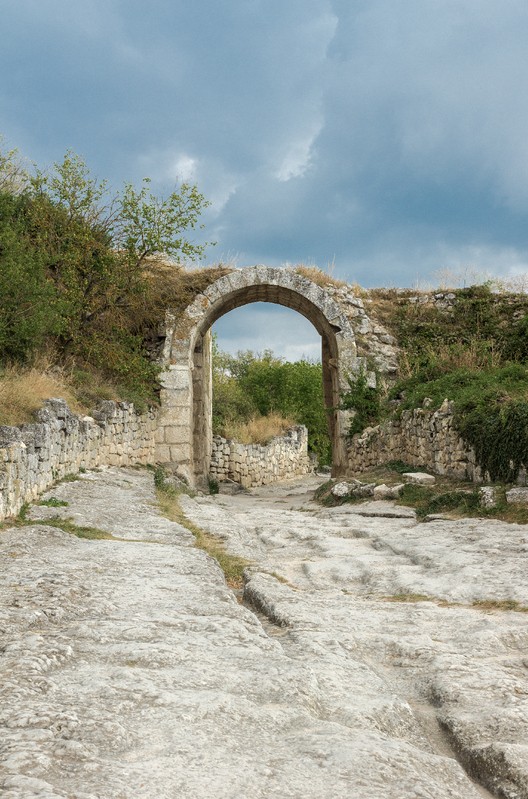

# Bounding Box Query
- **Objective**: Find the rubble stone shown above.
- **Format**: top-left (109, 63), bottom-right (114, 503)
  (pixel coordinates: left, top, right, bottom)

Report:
top-left (402, 472), bottom-right (436, 485)
top-left (506, 487), bottom-right (528, 505)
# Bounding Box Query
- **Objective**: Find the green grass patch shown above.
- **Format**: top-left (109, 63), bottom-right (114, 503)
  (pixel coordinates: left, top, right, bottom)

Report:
top-left (398, 484), bottom-right (480, 519)
top-left (39, 497), bottom-right (69, 507)
top-left (156, 484), bottom-right (250, 589)
top-left (59, 473), bottom-right (81, 483)
top-left (42, 516), bottom-right (116, 540)
top-left (397, 482), bottom-right (528, 524)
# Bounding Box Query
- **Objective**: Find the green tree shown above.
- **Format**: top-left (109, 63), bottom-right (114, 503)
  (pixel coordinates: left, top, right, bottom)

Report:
top-left (0, 141), bottom-right (213, 407)
top-left (0, 193), bottom-right (62, 362)
top-left (118, 177), bottom-right (212, 268)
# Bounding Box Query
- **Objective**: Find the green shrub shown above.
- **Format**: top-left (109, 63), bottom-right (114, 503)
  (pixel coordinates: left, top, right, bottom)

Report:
top-left (341, 370), bottom-right (382, 436)
top-left (391, 363), bottom-right (528, 482)
top-left (0, 142), bottom-right (213, 409)
top-left (0, 193), bottom-right (63, 362)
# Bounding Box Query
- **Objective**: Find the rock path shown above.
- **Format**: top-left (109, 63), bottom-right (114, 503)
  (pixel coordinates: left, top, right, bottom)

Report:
top-left (1, 468), bottom-right (527, 798)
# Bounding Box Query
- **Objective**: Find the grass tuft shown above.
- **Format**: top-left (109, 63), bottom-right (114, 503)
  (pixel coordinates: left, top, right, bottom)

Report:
top-left (382, 593), bottom-right (528, 612)
top-left (384, 593), bottom-right (431, 603)
top-left (472, 599), bottom-right (528, 612)
top-left (40, 516), bottom-right (116, 540)
top-left (156, 485), bottom-right (250, 588)
top-left (219, 412), bottom-right (296, 445)
top-left (292, 264), bottom-right (348, 290)
top-left (39, 497), bottom-right (69, 507)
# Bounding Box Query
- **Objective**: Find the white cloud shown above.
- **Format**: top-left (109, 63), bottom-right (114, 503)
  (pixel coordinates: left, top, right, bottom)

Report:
top-left (274, 121), bottom-right (323, 182)
top-left (213, 303), bottom-right (321, 361)
top-left (169, 154), bottom-right (198, 183)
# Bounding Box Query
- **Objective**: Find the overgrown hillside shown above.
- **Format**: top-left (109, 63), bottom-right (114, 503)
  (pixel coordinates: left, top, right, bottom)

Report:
top-left (345, 284), bottom-right (528, 482)
top-left (0, 141), bottom-right (227, 422)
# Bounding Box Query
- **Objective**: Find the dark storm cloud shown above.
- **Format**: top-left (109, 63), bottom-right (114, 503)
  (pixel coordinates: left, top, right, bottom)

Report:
top-left (2, 0), bottom-right (528, 313)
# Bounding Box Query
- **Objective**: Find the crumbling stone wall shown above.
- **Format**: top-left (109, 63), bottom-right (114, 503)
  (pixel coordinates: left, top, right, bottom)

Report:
top-left (320, 283), bottom-right (399, 377)
top-left (0, 399), bottom-right (157, 520)
top-left (347, 401), bottom-right (484, 482)
top-left (210, 425), bottom-right (311, 488)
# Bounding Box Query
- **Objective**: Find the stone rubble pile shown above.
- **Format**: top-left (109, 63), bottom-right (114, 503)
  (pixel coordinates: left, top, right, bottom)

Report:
top-left (209, 425), bottom-right (311, 488)
top-left (331, 478), bottom-right (412, 501)
top-left (0, 399), bottom-right (157, 520)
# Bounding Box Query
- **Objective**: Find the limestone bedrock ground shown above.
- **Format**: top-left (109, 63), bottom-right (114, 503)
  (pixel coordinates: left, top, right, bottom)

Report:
top-left (1, 468), bottom-right (527, 799)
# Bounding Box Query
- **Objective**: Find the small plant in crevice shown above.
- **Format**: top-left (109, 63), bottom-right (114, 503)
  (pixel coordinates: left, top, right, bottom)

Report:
top-left (153, 465), bottom-right (167, 491)
top-left (153, 464), bottom-right (195, 498)
top-left (155, 482), bottom-right (249, 588)
top-left (38, 497), bottom-right (69, 507)
top-left (341, 370), bottom-right (382, 437)
top-left (208, 477), bottom-right (219, 495)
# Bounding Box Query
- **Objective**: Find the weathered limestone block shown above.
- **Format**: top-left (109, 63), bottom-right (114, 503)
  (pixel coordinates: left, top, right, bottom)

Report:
top-left (332, 481), bottom-right (352, 498)
top-left (506, 487), bottom-right (528, 505)
top-left (479, 486), bottom-right (498, 509)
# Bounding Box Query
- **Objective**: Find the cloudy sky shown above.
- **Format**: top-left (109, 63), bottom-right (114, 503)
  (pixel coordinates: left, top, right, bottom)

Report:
top-left (2, 0), bottom-right (528, 358)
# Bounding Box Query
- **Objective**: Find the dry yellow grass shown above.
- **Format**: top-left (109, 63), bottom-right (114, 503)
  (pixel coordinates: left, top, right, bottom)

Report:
top-left (128, 259), bottom-right (232, 331)
top-left (292, 264), bottom-right (348, 290)
top-left (220, 413), bottom-right (296, 445)
top-left (0, 366), bottom-right (88, 426)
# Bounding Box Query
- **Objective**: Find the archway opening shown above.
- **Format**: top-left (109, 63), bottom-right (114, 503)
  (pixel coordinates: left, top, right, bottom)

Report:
top-left (191, 287), bottom-right (343, 486)
top-left (210, 303), bottom-right (328, 476)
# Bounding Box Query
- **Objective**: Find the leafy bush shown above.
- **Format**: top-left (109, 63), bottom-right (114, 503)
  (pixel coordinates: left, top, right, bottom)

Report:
top-left (0, 141), bottom-right (213, 409)
top-left (391, 363), bottom-right (528, 482)
top-left (341, 370), bottom-right (382, 436)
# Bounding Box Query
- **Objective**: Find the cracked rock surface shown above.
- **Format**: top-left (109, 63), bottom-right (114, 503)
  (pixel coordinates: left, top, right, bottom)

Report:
top-left (1, 468), bottom-right (527, 798)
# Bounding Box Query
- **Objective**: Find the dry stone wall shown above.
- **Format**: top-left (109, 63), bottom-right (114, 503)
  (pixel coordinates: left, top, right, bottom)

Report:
top-left (210, 425), bottom-right (311, 488)
top-left (348, 401), bottom-right (485, 482)
top-left (0, 399), bottom-right (157, 520)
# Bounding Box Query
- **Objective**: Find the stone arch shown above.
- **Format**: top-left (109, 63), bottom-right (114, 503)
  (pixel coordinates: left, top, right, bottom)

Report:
top-left (157, 266), bottom-right (357, 486)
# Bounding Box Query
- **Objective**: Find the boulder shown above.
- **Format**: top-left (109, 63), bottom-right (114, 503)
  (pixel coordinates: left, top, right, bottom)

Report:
top-left (506, 487), bottom-right (528, 505)
top-left (479, 486), bottom-right (498, 509)
top-left (331, 481), bottom-right (352, 498)
top-left (402, 472), bottom-right (436, 485)
top-left (373, 483), bottom-right (405, 500)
